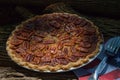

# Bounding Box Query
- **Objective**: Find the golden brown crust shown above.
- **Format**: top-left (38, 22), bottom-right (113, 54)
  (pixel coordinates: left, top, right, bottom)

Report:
top-left (6, 13), bottom-right (103, 72)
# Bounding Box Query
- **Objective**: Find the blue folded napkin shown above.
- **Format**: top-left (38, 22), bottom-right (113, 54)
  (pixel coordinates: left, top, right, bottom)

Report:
top-left (73, 49), bottom-right (120, 77)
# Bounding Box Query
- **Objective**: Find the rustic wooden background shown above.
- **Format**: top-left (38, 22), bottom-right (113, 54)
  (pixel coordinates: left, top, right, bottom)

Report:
top-left (0, 1), bottom-right (120, 80)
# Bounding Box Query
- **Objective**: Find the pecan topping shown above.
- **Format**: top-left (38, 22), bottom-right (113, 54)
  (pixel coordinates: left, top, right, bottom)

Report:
top-left (74, 18), bottom-right (82, 25)
top-left (63, 48), bottom-right (68, 54)
top-left (25, 54), bottom-right (34, 62)
top-left (33, 56), bottom-right (40, 64)
top-left (49, 21), bottom-right (60, 28)
top-left (79, 19), bottom-right (88, 27)
top-left (8, 13), bottom-right (100, 67)
top-left (57, 42), bottom-right (63, 50)
top-left (10, 36), bottom-right (23, 46)
top-left (30, 44), bottom-right (41, 51)
top-left (10, 45), bottom-right (18, 50)
top-left (64, 24), bottom-right (75, 33)
top-left (51, 30), bottom-right (58, 36)
top-left (64, 42), bottom-right (74, 46)
top-left (79, 41), bottom-right (91, 48)
top-left (70, 46), bottom-right (77, 53)
top-left (15, 47), bottom-right (26, 54)
top-left (51, 58), bottom-right (59, 66)
top-left (90, 35), bottom-right (98, 43)
top-left (24, 22), bottom-right (35, 30)
top-left (84, 26), bottom-right (96, 33)
top-left (35, 31), bottom-right (47, 38)
top-left (34, 50), bottom-right (43, 57)
top-left (59, 59), bottom-right (68, 65)
top-left (77, 47), bottom-right (89, 53)
top-left (69, 56), bottom-right (79, 62)
top-left (22, 41), bottom-right (30, 50)
top-left (49, 46), bottom-right (56, 54)
top-left (64, 25), bottom-right (71, 33)
top-left (55, 50), bottom-right (67, 59)
top-left (59, 34), bottom-right (70, 41)
top-left (15, 30), bottom-right (33, 40)
top-left (38, 44), bottom-right (45, 50)
top-left (61, 13), bottom-right (69, 19)
top-left (43, 39), bottom-right (55, 44)
top-left (73, 52), bottom-right (86, 57)
top-left (56, 55), bottom-right (66, 59)
top-left (81, 36), bottom-right (90, 42)
top-left (31, 36), bottom-right (42, 43)
top-left (73, 28), bottom-right (84, 37)
top-left (62, 40), bottom-right (70, 45)
top-left (72, 52), bottom-right (81, 57)
top-left (85, 22), bottom-right (92, 27)
top-left (41, 54), bottom-right (51, 63)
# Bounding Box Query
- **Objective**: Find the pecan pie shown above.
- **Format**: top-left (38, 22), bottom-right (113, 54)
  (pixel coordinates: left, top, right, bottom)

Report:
top-left (6, 13), bottom-right (102, 72)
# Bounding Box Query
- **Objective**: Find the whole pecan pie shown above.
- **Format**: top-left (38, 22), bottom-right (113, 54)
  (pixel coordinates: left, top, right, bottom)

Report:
top-left (6, 13), bottom-right (102, 72)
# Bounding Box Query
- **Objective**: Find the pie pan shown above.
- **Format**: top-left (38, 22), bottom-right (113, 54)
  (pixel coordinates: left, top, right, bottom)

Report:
top-left (6, 13), bottom-right (103, 73)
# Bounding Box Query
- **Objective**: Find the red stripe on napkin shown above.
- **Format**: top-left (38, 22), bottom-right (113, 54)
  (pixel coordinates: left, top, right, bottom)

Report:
top-left (79, 69), bottom-right (120, 80)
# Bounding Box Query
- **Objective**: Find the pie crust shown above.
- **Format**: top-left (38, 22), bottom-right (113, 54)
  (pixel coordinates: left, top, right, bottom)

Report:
top-left (6, 13), bottom-right (103, 72)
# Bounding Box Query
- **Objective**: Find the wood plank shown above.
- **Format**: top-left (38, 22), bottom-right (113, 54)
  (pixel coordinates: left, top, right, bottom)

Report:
top-left (0, 0), bottom-right (120, 17)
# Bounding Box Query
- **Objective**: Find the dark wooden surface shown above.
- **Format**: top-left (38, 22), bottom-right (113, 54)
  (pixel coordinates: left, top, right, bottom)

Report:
top-left (0, 0), bottom-right (120, 18)
top-left (0, 2), bottom-right (120, 80)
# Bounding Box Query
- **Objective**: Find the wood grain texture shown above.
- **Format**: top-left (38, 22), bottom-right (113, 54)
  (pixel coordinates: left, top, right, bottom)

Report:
top-left (0, 0), bottom-right (120, 17)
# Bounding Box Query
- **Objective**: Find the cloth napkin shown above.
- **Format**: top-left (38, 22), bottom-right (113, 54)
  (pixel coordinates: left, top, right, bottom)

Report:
top-left (73, 47), bottom-right (120, 80)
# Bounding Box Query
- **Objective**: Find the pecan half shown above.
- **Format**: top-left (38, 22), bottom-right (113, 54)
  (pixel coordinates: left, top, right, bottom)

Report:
top-left (63, 48), bottom-right (68, 54)
top-left (85, 22), bottom-right (92, 27)
top-left (33, 56), bottom-right (40, 64)
top-left (74, 18), bottom-right (82, 25)
top-left (65, 23), bottom-right (76, 32)
top-left (30, 44), bottom-right (40, 51)
top-left (41, 55), bottom-right (51, 63)
top-left (35, 31), bottom-right (47, 38)
top-left (57, 42), bottom-right (63, 50)
top-left (76, 46), bottom-right (89, 53)
top-left (72, 52), bottom-right (86, 57)
top-left (25, 54), bottom-right (34, 62)
top-left (49, 20), bottom-right (61, 28)
top-left (50, 30), bottom-right (58, 36)
top-left (43, 39), bottom-right (55, 44)
top-left (31, 36), bottom-right (42, 43)
top-left (84, 25), bottom-right (96, 33)
top-left (81, 36), bottom-right (90, 42)
top-left (70, 46), bottom-right (77, 53)
top-left (15, 30), bottom-right (33, 40)
top-left (49, 46), bottom-right (56, 54)
top-left (79, 19), bottom-right (88, 27)
top-left (59, 34), bottom-right (70, 41)
top-left (69, 56), bottom-right (79, 62)
top-left (15, 47), bottom-right (26, 54)
top-left (34, 50), bottom-right (43, 57)
top-left (51, 58), bottom-right (58, 66)
top-left (79, 41), bottom-right (91, 48)
top-left (61, 13), bottom-right (69, 19)
top-left (10, 36), bottom-right (23, 46)
top-left (63, 40), bottom-right (74, 46)
top-left (59, 59), bottom-right (68, 65)
top-left (22, 41), bottom-right (30, 50)
top-left (89, 35), bottom-right (98, 43)
top-left (10, 45), bottom-right (18, 50)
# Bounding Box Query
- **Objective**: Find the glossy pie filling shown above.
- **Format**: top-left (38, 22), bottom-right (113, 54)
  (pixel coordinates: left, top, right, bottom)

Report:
top-left (7, 13), bottom-right (102, 71)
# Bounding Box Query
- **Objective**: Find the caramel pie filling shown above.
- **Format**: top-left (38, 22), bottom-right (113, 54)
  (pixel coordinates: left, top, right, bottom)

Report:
top-left (8, 13), bottom-right (101, 67)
